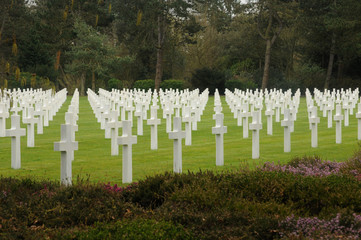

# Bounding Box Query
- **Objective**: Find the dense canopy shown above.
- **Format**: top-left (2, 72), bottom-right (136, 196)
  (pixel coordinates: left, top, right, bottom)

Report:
top-left (0, 0), bottom-right (360, 94)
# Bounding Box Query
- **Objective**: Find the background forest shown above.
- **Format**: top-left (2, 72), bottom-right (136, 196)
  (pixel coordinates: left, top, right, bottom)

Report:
top-left (0, 0), bottom-right (361, 95)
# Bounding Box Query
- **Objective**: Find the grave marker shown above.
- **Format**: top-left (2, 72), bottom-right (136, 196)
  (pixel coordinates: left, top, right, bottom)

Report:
top-left (249, 110), bottom-right (262, 159)
top-left (212, 113), bottom-right (227, 166)
top-left (23, 107), bottom-right (39, 147)
top-left (0, 103), bottom-right (9, 137)
top-left (6, 114), bottom-right (26, 169)
top-left (334, 104), bottom-right (343, 144)
top-left (169, 117), bottom-right (186, 173)
top-left (54, 124), bottom-right (78, 186)
top-left (147, 105), bottom-right (161, 150)
top-left (281, 109), bottom-right (293, 152)
top-left (309, 106), bottom-right (320, 148)
top-left (118, 120), bottom-right (137, 183)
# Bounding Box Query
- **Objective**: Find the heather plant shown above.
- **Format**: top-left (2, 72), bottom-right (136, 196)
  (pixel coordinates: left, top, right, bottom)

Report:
top-left (261, 157), bottom-right (345, 177)
top-left (279, 213), bottom-right (361, 239)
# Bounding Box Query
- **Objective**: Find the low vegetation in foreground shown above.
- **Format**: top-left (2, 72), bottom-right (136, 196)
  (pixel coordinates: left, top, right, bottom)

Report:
top-left (2, 150), bottom-right (361, 239)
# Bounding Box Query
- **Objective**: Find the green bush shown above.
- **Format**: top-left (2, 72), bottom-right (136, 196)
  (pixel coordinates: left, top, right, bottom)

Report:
top-left (133, 79), bottom-right (155, 90)
top-left (160, 79), bottom-right (184, 90)
top-left (73, 219), bottom-right (194, 240)
top-left (3, 152), bottom-right (361, 239)
top-left (190, 67), bottom-right (227, 95)
top-left (108, 78), bottom-right (123, 90)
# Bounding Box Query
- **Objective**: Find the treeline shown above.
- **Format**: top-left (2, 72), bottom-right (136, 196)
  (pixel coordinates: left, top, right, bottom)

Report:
top-left (0, 0), bottom-right (360, 95)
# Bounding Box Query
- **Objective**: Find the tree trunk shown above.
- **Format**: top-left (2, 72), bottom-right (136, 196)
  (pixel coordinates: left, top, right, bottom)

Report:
top-left (262, 39), bottom-right (272, 90)
top-left (80, 72), bottom-right (85, 96)
top-left (337, 56), bottom-right (343, 83)
top-left (324, 33), bottom-right (336, 89)
top-left (92, 70), bottom-right (95, 91)
top-left (155, 16), bottom-right (165, 91)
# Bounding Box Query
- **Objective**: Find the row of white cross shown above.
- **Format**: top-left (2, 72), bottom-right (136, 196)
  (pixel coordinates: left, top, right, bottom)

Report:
top-left (0, 88), bottom-right (67, 169)
top-left (3, 86), bottom-right (361, 186)
top-left (306, 88), bottom-right (361, 145)
top-left (87, 87), bottom-right (209, 183)
top-left (54, 89), bottom-right (79, 186)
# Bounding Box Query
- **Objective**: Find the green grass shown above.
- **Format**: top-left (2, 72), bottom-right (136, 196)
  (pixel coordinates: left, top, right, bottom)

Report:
top-left (0, 95), bottom-right (360, 184)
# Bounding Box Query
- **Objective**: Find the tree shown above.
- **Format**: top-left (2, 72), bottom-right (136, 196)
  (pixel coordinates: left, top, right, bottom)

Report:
top-left (65, 17), bottom-right (116, 95)
top-left (112, 0), bottom-right (200, 90)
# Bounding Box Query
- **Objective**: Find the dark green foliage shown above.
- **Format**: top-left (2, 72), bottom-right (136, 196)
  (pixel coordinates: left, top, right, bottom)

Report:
top-left (132, 79), bottom-right (155, 91)
top-left (107, 78), bottom-right (123, 91)
top-left (73, 219), bottom-right (194, 240)
top-left (225, 75), bottom-right (257, 92)
top-left (3, 153), bottom-right (361, 239)
top-left (160, 79), bottom-right (184, 90)
top-left (190, 67), bottom-right (227, 95)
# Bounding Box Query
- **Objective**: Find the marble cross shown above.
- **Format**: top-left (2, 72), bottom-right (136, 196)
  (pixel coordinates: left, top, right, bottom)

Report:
top-left (241, 104), bottom-right (251, 138)
top-left (118, 120), bottom-right (137, 183)
top-left (6, 114), bottom-right (26, 169)
top-left (147, 105), bottom-right (161, 150)
top-left (0, 103), bottom-right (9, 137)
top-left (356, 103), bottom-right (361, 140)
top-left (23, 107), bottom-right (39, 147)
top-left (212, 113), bottom-right (227, 166)
top-left (334, 104), bottom-right (344, 144)
top-left (182, 106), bottom-right (192, 146)
top-left (107, 110), bottom-right (122, 155)
top-left (54, 124), bottom-right (78, 186)
top-left (265, 103), bottom-right (274, 135)
top-left (281, 108), bottom-right (293, 152)
top-left (249, 110), bottom-right (262, 159)
top-left (134, 102), bottom-right (143, 136)
top-left (65, 112), bottom-right (79, 161)
top-left (168, 117), bottom-right (186, 173)
top-left (309, 106), bottom-right (320, 148)
top-left (34, 102), bottom-right (45, 134)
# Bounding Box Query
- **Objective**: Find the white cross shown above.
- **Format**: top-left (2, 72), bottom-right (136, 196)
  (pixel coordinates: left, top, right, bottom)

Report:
top-left (134, 103), bottom-right (143, 136)
top-left (325, 101), bottom-right (334, 128)
top-left (343, 101), bottom-right (351, 127)
top-left (182, 106), bottom-right (193, 146)
top-left (0, 103), bottom-right (9, 137)
top-left (212, 113), bottom-right (227, 166)
top-left (169, 117), bottom-right (186, 173)
top-left (265, 104), bottom-right (274, 135)
top-left (281, 108), bottom-right (293, 152)
top-left (54, 124), bottom-right (78, 186)
top-left (65, 112), bottom-right (79, 161)
top-left (334, 104), bottom-right (343, 144)
top-left (118, 120), bottom-right (137, 183)
top-left (126, 100), bottom-right (135, 127)
top-left (309, 106), bottom-right (320, 148)
top-left (163, 102), bottom-right (173, 133)
top-left (241, 104), bottom-right (251, 138)
top-left (6, 114), bottom-right (26, 169)
top-left (34, 102), bottom-right (45, 134)
top-left (147, 106), bottom-right (161, 150)
top-left (101, 104), bottom-right (111, 138)
top-left (107, 110), bottom-right (122, 155)
top-left (249, 110), bottom-right (262, 159)
top-left (23, 107), bottom-right (39, 147)
top-left (11, 100), bottom-right (22, 115)
top-left (356, 103), bottom-right (361, 140)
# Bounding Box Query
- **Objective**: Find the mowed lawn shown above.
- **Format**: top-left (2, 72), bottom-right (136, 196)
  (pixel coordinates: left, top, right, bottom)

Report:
top-left (0, 94), bottom-right (360, 184)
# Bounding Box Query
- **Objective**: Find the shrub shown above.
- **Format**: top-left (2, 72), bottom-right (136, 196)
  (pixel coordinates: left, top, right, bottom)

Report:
top-left (107, 78), bottom-right (123, 90)
top-left (160, 79), bottom-right (184, 90)
top-left (225, 72), bottom-right (257, 92)
top-left (190, 67), bottom-right (227, 95)
top-left (133, 79), bottom-right (154, 90)
top-left (73, 219), bottom-right (194, 240)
